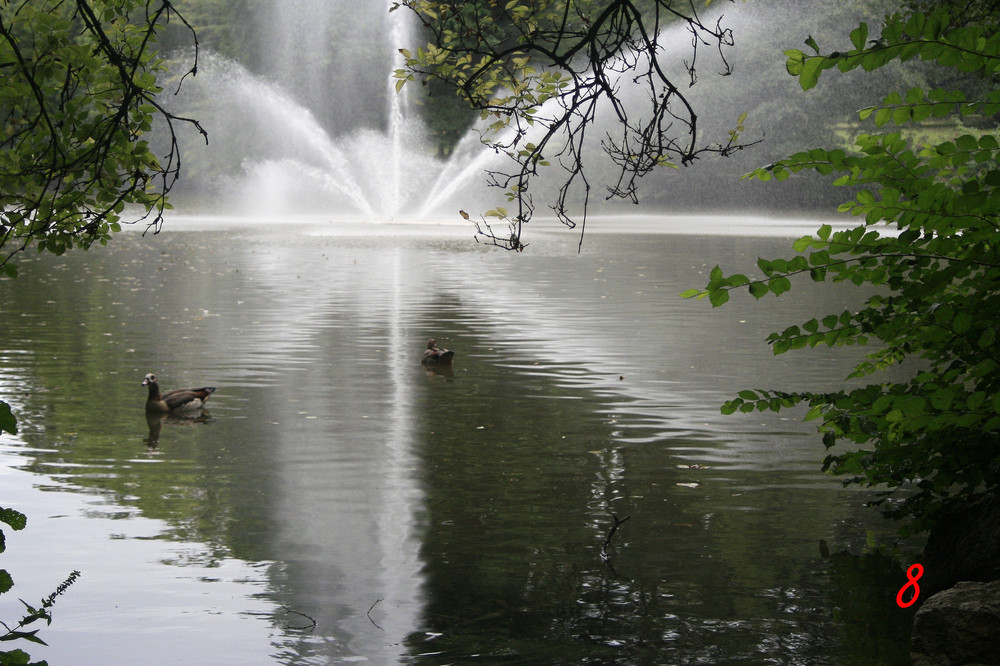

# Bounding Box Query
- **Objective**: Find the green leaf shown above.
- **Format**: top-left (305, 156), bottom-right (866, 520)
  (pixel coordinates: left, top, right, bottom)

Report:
top-left (980, 327), bottom-right (997, 349)
top-left (709, 289), bottom-right (730, 307)
top-left (799, 56), bottom-right (825, 91)
top-left (892, 106), bottom-right (911, 125)
top-left (0, 402), bottom-right (15, 436)
top-left (0, 630), bottom-right (47, 646)
top-left (952, 312), bottom-right (972, 334)
top-left (0, 507), bottom-right (26, 531)
top-left (932, 387), bottom-right (955, 411)
top-left (849, 22), bottom-right (869, 50)
top-left (784, 49), bottom-right (805, 76)
top-left (955, 134), bottom-right (979, 151)
top-left (749, 282), bottom-right (769, 299)
top-left (0, 648), bottom-right (32, 664)
top-left (768, 276), bottom-right (792, 296)
top-left (903, 396), bottom-right (926, 417)
top-left (793, 236), bottom-right (813, 252)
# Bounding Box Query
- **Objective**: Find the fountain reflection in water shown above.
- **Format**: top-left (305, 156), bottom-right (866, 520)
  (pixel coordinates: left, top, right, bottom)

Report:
top-left (165, 0), bottom-right (504, 221)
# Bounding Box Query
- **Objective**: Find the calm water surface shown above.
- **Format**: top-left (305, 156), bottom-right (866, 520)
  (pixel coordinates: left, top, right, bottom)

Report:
top-left (0, 216), bottom-right (916, 664)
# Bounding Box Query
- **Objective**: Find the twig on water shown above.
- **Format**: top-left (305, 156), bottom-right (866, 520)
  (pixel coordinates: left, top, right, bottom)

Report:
top-left (600, 513), bottom-right (631, 563)
top-left (281, 605), bottom-right (317, 631)
top-left (367, 598), bottom-right (384, 631)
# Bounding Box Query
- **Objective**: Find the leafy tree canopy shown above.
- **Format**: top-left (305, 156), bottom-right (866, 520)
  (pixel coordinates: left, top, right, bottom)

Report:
top-left (395, 0), bottom-right (756, 250)
top-left (685, 7), bottom-right (1000, 534)
top-left (0, 0), bottom-right (203, 275)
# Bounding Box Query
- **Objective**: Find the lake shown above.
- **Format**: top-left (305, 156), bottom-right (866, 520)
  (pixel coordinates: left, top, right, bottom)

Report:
top-left (0, 215), bottom-right (916, 664)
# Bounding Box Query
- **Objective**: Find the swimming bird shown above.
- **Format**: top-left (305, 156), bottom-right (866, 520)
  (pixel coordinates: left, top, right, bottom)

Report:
top-left (142, 373), bottom-right (216, 414)
top-left (421, 339), bottom-right (455, 364)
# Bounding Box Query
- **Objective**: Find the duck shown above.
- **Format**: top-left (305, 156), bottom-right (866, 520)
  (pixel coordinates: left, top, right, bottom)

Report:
top-left (142, 372), bottom-right (216, 414)
top-left (421, 339), bottom-right (455, 364)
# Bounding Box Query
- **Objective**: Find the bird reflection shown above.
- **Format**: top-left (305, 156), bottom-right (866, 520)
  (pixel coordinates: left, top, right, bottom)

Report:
top-left (144, 410), bottom-right (213, 450)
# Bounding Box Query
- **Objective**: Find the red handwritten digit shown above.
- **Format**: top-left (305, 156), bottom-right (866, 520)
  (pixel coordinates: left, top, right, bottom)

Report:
top-left (896, 563), bottom-right (924, 608)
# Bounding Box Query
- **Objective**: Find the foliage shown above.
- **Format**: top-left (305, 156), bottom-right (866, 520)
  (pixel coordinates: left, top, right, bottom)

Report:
top-left (394, 0), bottom-right (756, 250)
top-left (0, 0), bottom-right (205, 275)
top-left (0, 403), bottom-right (14, 438)
top-left (904, 0), bottom-right (1000, 31)
top-left (684, 8), bottom-right (1000, 534)
top-left (0, 506), bottom-right (80, 665)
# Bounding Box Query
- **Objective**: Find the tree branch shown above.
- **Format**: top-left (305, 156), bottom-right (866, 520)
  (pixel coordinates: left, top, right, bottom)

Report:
top-left (400, 0), bottom-right (758, 250)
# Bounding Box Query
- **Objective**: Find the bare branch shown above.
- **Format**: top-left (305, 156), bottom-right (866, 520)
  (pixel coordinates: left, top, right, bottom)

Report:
top-left (367, 598), bottom-right (385, 631)
top-left (281, 605), bottom-right (318, 631)
top-left (600, 513), bottom-right (630, 562)
top-left (400, 0), bottom-right (759, 250)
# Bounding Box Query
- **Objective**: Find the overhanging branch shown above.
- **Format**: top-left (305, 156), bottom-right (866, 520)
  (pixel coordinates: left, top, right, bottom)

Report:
top-left (400, 0), bottom-right (760, 250)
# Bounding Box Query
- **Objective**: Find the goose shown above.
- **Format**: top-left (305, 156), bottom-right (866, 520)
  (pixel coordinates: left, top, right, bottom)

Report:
top-left (142, 373), bottom-right (216, 414)
top-left (421, 339), bottom-right (455, 364)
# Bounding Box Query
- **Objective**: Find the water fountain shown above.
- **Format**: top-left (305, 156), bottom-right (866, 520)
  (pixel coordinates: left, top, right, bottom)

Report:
top-left (163, 0), bottom-right (898, 224)
top-left (165, 0), bottom-right (504, 221)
